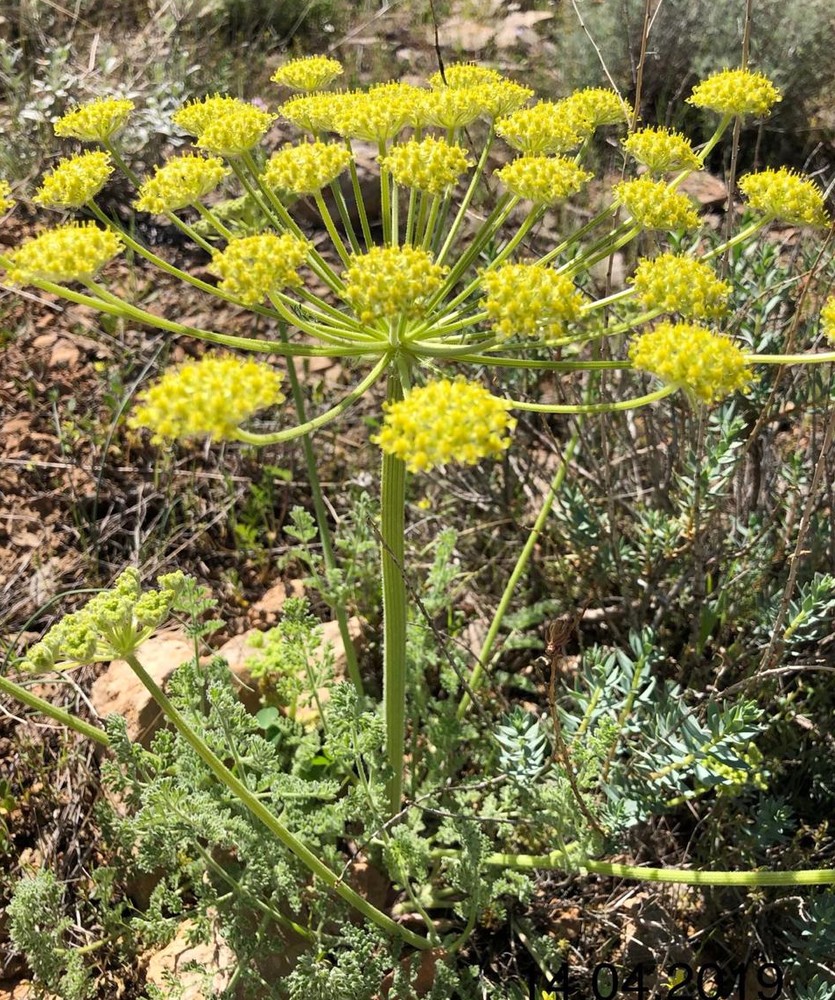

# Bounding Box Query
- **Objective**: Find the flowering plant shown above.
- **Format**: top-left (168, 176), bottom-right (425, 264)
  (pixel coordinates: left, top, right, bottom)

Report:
top-left (3, 55), bottom-right (835, 988)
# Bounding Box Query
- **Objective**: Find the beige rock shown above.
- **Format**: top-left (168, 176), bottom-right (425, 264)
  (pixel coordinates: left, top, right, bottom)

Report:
top-left (143, 920), bottom-right (234, 1000)
top-left (678, 170), bottom-right (728, 208)
top-left (248, 578), bottom-right (306, 628)
top-left (90, 608), bottom-right (363, 747)
top-left (90, 628), bottom-right (194, 746)
top-left (48, 338), bottom-right (81, 369)
top-left (251, 579), bottom-right (304, 615)
top-left (219, 616), bottom-right (364, 724)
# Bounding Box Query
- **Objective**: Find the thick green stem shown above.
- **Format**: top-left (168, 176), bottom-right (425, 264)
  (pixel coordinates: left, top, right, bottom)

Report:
top-left (381, 370), bottom-right (409, 816)
top-left (123, 653), bottom-right (428, 947)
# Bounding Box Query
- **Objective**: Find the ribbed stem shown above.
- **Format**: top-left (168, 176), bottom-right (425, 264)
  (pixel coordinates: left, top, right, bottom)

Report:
top-left (380, 370), bottom-right (408, 816)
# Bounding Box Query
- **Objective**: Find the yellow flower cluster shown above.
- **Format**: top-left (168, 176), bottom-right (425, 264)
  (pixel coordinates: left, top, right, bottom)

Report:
top-left (209, 233), bottom-right (310, 306)
top-left (631, 254), bottom-right (731, 319)
top-left (379, 138), bottom-right (472, 195)
top-left (341, 246), bottom-right (447, 323)
top-left (481, 263), bottom-right (584, 342)
top-left (420, 88), bottom-right (486, 129)
top-left (622, 127), bottom-right (701, 175)
top-left (262, 142), bottom-right (353, 195)
top-left (134, 154), bottom-right (229, 214)
top-left (280, 79), bottom-right (530, 138)
top-left (33, 151), bottom-right (113, 209)
top-left (470, 80), bottom-right (534, 120)
top-left (54, 97), bottom-right (134, 142)
top-left (688, 68), bottom-right (781, 118)
top-left (198, 105), bottom-right (277, 156)
top-left (821, 297), bottom-right (835, 345)
top-left (281, 92), bottom-right (347, 134)
top-left (495, 101), bottom-right (592, 155)
top-left (738, 168), bottom-right (829, 227)
top-left (130, 355), bottom-right (285, 443)
top-left (0, 180), bottom-right (13, 213)
top-left (560, 88), bottom-right (631, 128)
top-left (629, 322), bottom-right (752, 403)
top-left (173, 97), bottom-right (276, 154)
top-left (374, 378), bottom-right (516, 472)
top-left (614, 177), bottom-right (700, 231)
top-left (496, 155), bottom-right (592, 205)
top-left (428, 63), bottom-right (504, 89)
top-left (173, 95), bottom-right (248, 136)
top-left (5, 223), bottom-right (123, 285)
top-left (332, 84), bottom-right (425, 141)
top-left (23, 568), bottom-right (187, 671)
top-left (271, 55), bottom-right (343, 91)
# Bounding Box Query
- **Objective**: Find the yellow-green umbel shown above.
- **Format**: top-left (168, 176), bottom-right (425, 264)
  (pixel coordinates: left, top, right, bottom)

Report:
top-left (687, 68), bottom-right (782, 117)
top-left (4, 223), bottom-right (123, 284)
top-left (614, 177), bottom-right (700, 231)
top-left (271, 55), bottom-right (344, 92)
top-left (482, 263), bottom-right (584, 342)
top-left (341, 246), bottom-right (447, 324)
top-left (54, 97), bottom-right (134, 142)
top-left (630, 254), bottom-right (731, 320)
top-left (739, 168), bottom-right (830, 228)
top-left (34, 151), bottom-right (113, 209)
top-left (129, 355), bottom-right (285, 443)
top-left (622, 127), bottom-right (701, 175)
top-left (379, 137), bottom-right (472, 195)
top-left (630, 322), bottom-right (752, 404)
top-left (134, 155), bottom-right (229, 214)
top-left (208, 233), bottom-right (310, 306)
top-left (374, 378), bottom-right (517, 473)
